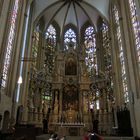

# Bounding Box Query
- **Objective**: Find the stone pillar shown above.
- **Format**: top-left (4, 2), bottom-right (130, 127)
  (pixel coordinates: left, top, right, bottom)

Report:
top-left (38, 107), bottom-right (42, 123)
top-left (21, 106), bottom-right (28, 124)
top-left (34, 108), bottom-right (38, 122)
top-left (28, 107), bottom-right (34, 123)
top-left (80, 90), bottom-right (85, 122)
top-left (83, 91), bottom-right (88, 114)
top-left (59, 87), bottom-right (63, 121)
top-left (54, 90), bottom-right (59, 115)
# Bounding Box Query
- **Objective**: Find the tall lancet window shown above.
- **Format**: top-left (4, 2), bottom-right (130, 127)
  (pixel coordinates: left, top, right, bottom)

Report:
top-left (102, 22), bottom-right (111, 72)
top-left (128, 0), bottom-right (140, 68)
top-left (45, 24), bottom-right (56, 73)
top-left (102, 22), bottom-right (113, 100)
top-left (45, 24), bottom-right (56, 46)
top-left (84, 26), bottom-right (97, 77)
top-left (64, 28), bottom-right (77, 50)
top-left (32, 28), bottom-right (40, 70)
top-left (113, 6), bottom-right (129, 103)
top-left (2, 0), bottom-right (20, 88)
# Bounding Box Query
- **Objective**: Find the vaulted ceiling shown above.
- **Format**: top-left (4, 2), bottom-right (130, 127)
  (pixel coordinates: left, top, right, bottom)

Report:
top-left (33, 0), bottom-right (110, 32)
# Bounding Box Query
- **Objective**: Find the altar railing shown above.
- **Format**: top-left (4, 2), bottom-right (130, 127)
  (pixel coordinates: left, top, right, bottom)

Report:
top-left (49, 122), bottom-right (85, 127)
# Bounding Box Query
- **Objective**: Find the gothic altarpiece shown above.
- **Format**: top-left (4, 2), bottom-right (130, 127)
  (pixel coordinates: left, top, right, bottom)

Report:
top-left (47, 47), bottom-right (113, 136)
top-left (27, 26), bottom-right (114, 136)
top-left (27, 45), bottom-right (114, 136)
top-left (49, 48), bottom-right (92, 136)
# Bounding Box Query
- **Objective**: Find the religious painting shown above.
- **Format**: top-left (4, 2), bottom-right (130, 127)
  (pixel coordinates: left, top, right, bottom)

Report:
top-left (65, 58), bottom-right (77, 75)
top-left (62, 85), bottom-right (79, 111)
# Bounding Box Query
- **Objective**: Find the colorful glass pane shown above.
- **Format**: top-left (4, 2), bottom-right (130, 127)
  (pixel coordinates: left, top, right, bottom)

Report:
top-left (31, 30), bottom-right (39, 70)
top-left (129, 0), bottom-right (140, 67)
top-left (84, 26), bottom-right (97, 76)
top-left (2, 0), bottom-right (20, 87)
top-left (113, 6), bottom-right (129, 103)
top-left (45, 25), bottom-right (56, 46)
top-left (44, 25), bottom-right (56, 73)
top-left (102, 23), bottom-right (111, 71)
top-left (64, 28), bottom-right (76, 50)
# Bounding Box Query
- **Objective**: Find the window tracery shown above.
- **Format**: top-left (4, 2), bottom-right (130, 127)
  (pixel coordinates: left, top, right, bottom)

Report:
top-left (102, 22), bottom-right (111, 69)
top-left (2, 0), bottom-right (20, 87)
top-left (102, 22), bottom-right (113, 101)
top-left (45, 24), bottom-right (56, 46)
top-left (113, 5), bottom-right (129, 103)
top-left (128, 0), bottom-right (140, 68)
top-left (31, 29), bottom-right (39, 70)
top-left (44, 24), bottom-right (56, 73)
top-left (84, 26), bottom-right (97, 77)
top-left (64, 28), bottom-right (77, 50)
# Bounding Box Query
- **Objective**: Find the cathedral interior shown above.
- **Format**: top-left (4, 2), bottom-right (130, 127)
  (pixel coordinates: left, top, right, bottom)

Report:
top-left (0, 0), bottom-right (140, 140)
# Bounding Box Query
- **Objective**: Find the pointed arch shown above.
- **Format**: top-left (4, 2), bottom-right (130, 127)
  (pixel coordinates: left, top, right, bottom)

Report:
top-left (45, 24), bottom-right (57, 47)
top-left (51, 20), bottom-right (60, 42)
top-left (83, 24), bottom-right (97, 77)
top-left (80, 21), bottom-right (93, 43)
top-left (63, 24), bottom-right (78, 51)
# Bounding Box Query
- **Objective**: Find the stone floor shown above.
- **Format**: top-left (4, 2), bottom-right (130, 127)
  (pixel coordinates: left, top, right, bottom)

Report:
top-left (103, 136), bottom-right (134, 140)
top-left (36, 134), bottom-right (134, 140)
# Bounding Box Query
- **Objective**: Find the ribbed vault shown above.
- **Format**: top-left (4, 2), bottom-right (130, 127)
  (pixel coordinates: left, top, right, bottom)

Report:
top-left (33, 0), bottom-right (109, 33)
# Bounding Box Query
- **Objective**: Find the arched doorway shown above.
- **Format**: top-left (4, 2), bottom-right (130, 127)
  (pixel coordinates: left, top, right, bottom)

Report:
top-left (2, 110), bottom-right (10, 132)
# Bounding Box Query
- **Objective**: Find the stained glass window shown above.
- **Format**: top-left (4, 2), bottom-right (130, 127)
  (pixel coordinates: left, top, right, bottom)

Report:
top-left (102, 22), bottom-right (111, 72)
top-left (31, 30), bottom-right (39, 70)
top-left (45, 24), bottom-right (56, 46)
top-left (102, 22), bottom-right (114, 101)
top-left (64, 28), bottom-right (76, 50)
top-left (84, 26), bottom-right (97, 77)
top-left (44, 24), bottom-right (56, 73)
top-left (113, 6), bottom-right (129, 103)
top-left (2, 0), bottom-right (20, 87)
top-left (128, 0), bottom-right (140, 68)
